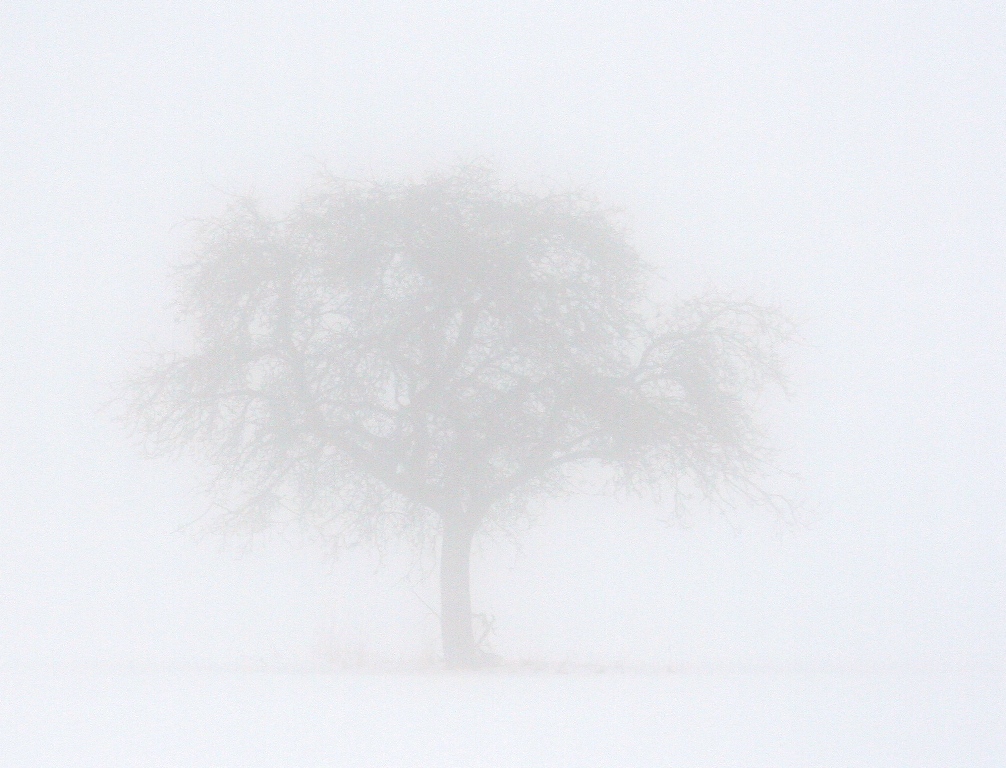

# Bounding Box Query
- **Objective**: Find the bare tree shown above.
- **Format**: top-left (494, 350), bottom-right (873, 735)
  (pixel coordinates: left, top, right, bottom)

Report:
top-left (125, 165), bottom-right (790, 668)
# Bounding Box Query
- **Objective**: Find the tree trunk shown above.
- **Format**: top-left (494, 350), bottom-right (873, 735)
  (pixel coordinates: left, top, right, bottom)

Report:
top-left (440, 514), bottom-right (477, 669)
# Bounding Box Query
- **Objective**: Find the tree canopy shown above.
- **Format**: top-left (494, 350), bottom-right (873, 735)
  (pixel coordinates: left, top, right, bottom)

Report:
top-left (127, 165), bottom-right (789, 666)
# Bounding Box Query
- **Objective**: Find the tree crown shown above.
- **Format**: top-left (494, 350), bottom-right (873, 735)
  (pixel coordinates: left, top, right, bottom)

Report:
top-left (127, 166), bottom-right (789, 545)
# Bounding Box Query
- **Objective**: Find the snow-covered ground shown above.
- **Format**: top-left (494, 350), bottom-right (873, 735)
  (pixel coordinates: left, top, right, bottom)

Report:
top-left (4, 664), bottom-right (1002, 767)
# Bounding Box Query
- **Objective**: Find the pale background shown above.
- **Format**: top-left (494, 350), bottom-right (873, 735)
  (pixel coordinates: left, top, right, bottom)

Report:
top-left (2, 2), bottom-right (1003, 764)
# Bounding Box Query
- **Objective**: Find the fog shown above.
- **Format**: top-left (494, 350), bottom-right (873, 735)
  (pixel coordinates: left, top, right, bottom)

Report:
top-left (2, 2), bottom-right (1004, 764)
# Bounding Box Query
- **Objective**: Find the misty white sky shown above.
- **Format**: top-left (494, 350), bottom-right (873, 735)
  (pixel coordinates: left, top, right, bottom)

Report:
top-left (1, 1), bottom-right (1004, 672)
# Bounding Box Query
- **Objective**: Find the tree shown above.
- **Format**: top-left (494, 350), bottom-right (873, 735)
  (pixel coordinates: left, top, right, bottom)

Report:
top-left (126, 165), bottom-right (789, 668)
